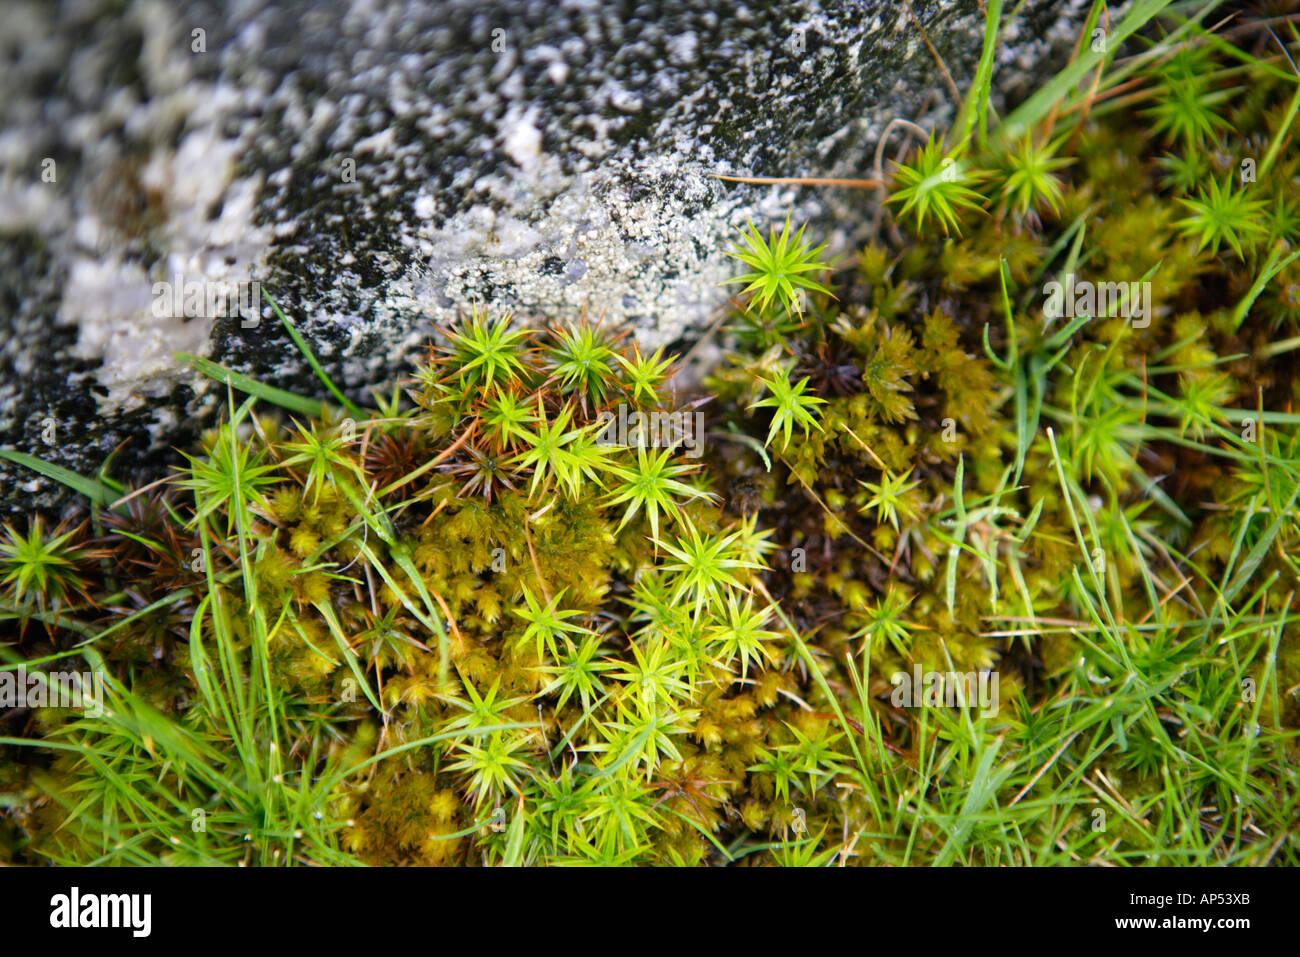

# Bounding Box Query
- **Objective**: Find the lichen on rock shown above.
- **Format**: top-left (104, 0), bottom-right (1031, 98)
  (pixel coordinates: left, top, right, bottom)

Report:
top-left (0, 0), bottom-right (1090, 513)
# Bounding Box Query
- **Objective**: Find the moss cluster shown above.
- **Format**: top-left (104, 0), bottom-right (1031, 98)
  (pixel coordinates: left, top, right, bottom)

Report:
top-left (2, 8), bottom-right (1299, 866)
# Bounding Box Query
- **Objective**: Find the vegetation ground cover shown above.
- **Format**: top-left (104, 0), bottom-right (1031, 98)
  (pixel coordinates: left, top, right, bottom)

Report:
top-left (1, 0), bottom-right (1297, 866)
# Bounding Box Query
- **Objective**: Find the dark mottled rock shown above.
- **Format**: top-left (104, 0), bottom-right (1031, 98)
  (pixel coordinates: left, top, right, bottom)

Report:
top-left (0, 0), bottom-right (1091, 515)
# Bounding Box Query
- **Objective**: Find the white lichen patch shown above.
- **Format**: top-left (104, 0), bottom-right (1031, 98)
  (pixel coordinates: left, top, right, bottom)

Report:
top-left (61, 257), bottom-right (210, 413)
top-left (61, 113), bottom-right (272, 415)
top-left (392, 154), bottom-right (747, 346)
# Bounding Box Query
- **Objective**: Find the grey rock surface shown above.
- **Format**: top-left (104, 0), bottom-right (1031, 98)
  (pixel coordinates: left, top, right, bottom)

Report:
top-left (0, 0), bottom-right (1090, 514)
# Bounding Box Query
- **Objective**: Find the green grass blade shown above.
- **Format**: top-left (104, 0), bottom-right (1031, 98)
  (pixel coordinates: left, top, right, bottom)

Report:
top-left (956, 0), bottom-right (1002, 151)
top-left (261, 289), bottom-right (366, 420)
top-left (181, 353), bottom-right (328, 416)
top-left (0, 450), bottom-right (118, 508)
top-left (998, 0), bottom-right (1174, 144)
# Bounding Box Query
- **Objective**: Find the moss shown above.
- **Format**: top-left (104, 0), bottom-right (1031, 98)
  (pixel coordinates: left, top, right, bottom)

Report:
top-left (2, 11), bottom-right (1299, 866)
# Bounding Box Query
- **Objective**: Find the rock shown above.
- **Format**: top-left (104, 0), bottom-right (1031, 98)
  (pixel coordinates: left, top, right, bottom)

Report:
top-left (0, 0), bottom-right (1090, 515)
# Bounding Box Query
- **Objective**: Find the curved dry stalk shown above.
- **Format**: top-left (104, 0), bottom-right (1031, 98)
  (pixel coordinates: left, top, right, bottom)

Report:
top-left (713, 173), bottom-right (883, 189)
top-left (904, 0), bottom-right (962, 107)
